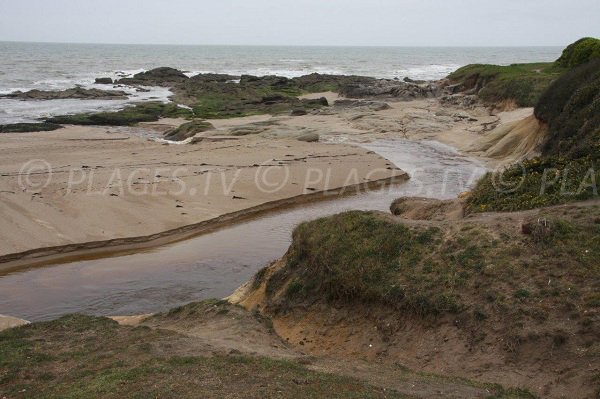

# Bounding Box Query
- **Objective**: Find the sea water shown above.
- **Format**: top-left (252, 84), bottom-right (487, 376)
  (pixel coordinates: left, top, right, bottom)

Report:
top-left (0, 41), bottom-right (562, 124)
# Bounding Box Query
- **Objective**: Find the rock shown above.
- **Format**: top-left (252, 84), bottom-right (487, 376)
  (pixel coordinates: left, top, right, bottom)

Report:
top-left (0, 315), bottom-right (29, 332)
top-left (333, 99), bottom-right (390, 111)
top-left (163, 119), bottom-right (214, 141)
top-left (339, 79), bottom-right (439, 100)
top-left (301, 97), bottom-right (328, 107)
top-left (0, 122), bottom-right (63, 133)
top-left (189, 73), bottom-right (240, 83)
top-left (95, 77), bottom-right (113, 84)
top-left (296, 132), bottom-right (319, 142)
top-left (291, 109), bottom-right (308, 116)
top-left (0, 87), bottom-right (128, 101)
top-left (116, 67), bottom-right (189, 86)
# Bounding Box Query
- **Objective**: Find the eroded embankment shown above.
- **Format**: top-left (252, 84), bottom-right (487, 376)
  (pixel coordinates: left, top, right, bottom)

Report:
top-left (231, 198), bottom-right (600, 399)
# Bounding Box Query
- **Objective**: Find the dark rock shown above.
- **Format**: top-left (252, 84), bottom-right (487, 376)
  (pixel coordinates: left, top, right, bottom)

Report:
top-left (0, 122), bottom-right (62, 133)
top-left (0, 87), bottom-right (128, 101)
top-left (163, 119), bottom-right (214, 141)
top-left (296, 132), bottom-right (319, 142)
top-left (95, 77), bottom-right (113, 84)
top-left (291, 109), bottom-right (308, 116)
top-left (116, 67), bottom-right (189, 86)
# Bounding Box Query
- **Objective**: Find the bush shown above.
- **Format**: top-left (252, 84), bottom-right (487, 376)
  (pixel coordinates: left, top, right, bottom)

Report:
top-left (535, 58), bottom-right (600, 159)
top-left (556, 37), bottom-right (600, 68)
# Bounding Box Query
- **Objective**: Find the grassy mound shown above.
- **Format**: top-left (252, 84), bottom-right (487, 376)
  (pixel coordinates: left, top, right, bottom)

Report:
top-left (556, 37), bottom-right (600, 68)
top-left (0, 314), bottom-right (402, 398)
top-left (46, 102), bottom-right (193, 126)
top-left (466, 59), bottom-right (600, 212)
top-left (447, 63), bottom-right (563, 107)
top-left (0, 122), bottom-right (62, 133)
top-left (268, 212), bottom-right (451, 315)
top-left (266, 210), bottom-right (600, 321)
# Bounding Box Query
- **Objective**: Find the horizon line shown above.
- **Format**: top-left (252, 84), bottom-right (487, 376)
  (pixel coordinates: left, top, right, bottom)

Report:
top-left (0, 40), bottom-right (567, 48)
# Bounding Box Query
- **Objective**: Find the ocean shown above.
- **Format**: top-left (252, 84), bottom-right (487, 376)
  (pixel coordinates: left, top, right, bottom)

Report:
top-left (0, 42), bottom-right (562, 124)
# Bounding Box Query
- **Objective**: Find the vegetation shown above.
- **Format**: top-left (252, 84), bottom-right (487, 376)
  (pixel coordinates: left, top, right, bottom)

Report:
top-left (45, 102), bottom-right (193, 126)
top-left (467, 58), bottom-right (600, 212)
top-left (268, 212), bottom-right (451, 315)
top-left (163, 119), bottom-right (214, 141)
top-left (0, 122), bottom-right (62, 133)
top-left (266, 208), bottom-right (600, 325)
top-left (0, 314), bottom-right (405, 398)
top-left (556, 37), bottom-right (600, 68)
top-left (447, 62), bottom-right (564, 107)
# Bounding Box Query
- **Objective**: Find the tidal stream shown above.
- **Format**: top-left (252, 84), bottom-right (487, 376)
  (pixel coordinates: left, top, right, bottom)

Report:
top-left (0, 139), bottom-right (486, 321)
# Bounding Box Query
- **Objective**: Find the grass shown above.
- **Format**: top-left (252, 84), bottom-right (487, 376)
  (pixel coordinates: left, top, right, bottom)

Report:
top-left (0, 122), bottom-right (62, 133)
top-left (268, 211), bottom-right (455, 316)
top-left (465, 156), bottom-right (599, 212)
top-left (45, 102), bottom-right (193, 126)
top-left (0, 314), bottom-right (406, 398)
top-left (556, 37), bottom-right (600, 68)
top-left (266, 209), bottom-right (600, 330)
top-left (447, 62), bottom-right (564, 107)
top-left (467, 58), bottom-right (600, 213)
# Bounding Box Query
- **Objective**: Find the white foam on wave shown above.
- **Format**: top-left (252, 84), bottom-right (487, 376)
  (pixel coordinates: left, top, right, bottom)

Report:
top-left (396, 64), bottom-right (462, 80)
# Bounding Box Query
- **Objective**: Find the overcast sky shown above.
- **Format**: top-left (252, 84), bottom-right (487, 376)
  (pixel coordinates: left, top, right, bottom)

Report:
top-left (1, 0), bottom-right (598, 46)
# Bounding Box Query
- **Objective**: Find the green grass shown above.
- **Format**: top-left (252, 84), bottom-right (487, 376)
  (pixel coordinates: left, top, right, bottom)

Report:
top-left (0, 314), bottom-right (405, 398)
top-left (466, 156), bottom-right (599, 212)
top-left (447, 63), bottom-right (564, 107)
top-left (267, 212), bottom-right (457, 316)
top-left (0, 122), bottom-right (62, 133)
top-left (467, 58), bottom-right (600, 213)
top-left (45, 102), bottom-right (193, 126)
top-left (556, 37), bottom-right (600, 68)
top-left (266, 209), bottom-right (600, 328)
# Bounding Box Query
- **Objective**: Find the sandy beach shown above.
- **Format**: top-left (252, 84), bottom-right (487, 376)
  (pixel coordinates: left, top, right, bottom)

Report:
top-left (0, 121), bottom-right (404, 264)
top-left (0, 93), bottom-right (541, 267)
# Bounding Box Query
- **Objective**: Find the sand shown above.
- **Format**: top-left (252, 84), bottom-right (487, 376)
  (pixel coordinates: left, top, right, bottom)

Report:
top-left (0, 124), bottom-right (404, 264)
top-left (0, 95), bottom-right (540, 267)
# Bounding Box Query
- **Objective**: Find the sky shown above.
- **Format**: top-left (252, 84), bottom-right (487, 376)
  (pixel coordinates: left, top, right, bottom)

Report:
top-left (0, 0), bottom-right (599, 47)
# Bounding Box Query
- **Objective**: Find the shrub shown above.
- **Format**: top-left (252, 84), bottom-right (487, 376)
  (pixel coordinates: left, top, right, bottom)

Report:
top-left (556, 37), bottom-right (600, 68)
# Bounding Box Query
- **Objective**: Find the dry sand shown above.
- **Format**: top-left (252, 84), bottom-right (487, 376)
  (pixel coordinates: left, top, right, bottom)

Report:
top-left (0, 124), bottom-right (404, 262)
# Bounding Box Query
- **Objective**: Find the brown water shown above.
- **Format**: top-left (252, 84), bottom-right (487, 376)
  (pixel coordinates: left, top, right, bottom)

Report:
top-left (0, 139), bottom-right (486, 321)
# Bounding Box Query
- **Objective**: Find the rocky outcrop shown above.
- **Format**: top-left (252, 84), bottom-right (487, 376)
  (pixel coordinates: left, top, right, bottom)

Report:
top-left (95, 77), bottom-right (113, 84)
top-left (339, 79), bottom-right (440, 100)
top-left (1, 87), bottom-right (128, 100)
top-left (0, 122), bottom-right (62, 133)
top-left (163, 119), bottom-right (215, 141)
top-left (116, 67), bottom-right (189, 86)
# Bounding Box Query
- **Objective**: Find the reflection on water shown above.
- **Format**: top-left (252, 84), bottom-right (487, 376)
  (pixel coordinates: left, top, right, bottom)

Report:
top-left (0, 140), bottom-right (486, 321)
